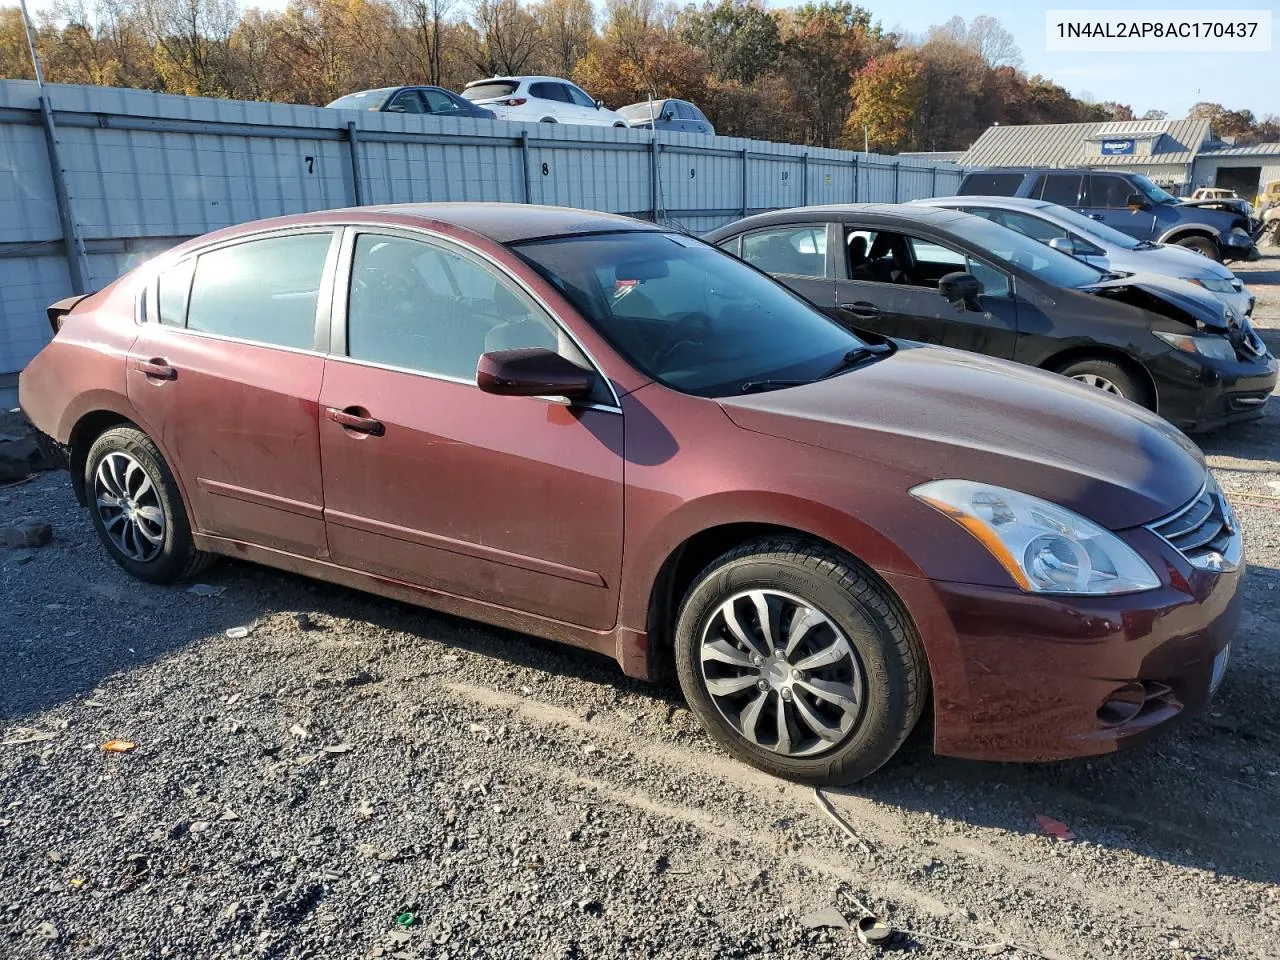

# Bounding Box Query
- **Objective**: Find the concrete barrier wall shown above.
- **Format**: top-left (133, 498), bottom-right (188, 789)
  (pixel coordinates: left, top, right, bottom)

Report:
top-left (0, 80), bottom-right (965, 381)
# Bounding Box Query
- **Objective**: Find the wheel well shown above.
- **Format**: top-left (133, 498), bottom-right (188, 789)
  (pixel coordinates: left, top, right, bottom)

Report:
top-left (644, 523), bottom-right (834, 677)
top-left (67, 411), bottom-right (132, 504)
top-left (1042, 347), bottom-right (1158, 411)
top-left (1163, 228), bottom-right (1218, 246)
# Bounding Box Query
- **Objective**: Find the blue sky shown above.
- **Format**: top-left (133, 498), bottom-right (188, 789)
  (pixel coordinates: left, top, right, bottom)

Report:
top-left (20, 0), bottom-right (1278, 118)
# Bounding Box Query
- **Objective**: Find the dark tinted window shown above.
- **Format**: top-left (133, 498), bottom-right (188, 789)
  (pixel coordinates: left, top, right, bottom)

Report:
top-left (462, 81), bottom-right (517, 101)
top-left (530, 82), bottom-right (570, 103)
top-left (346, 234), bottom-right (580, 382)
top-left (157, 258), bottom-right (195, 326)
top-left (387, 91), bottom-right (425, 114)
top-left (186, 233), bottom-right (332, 349)
top-left (1087, 174), bottom-right (1136, 208)
top-left (987, 209), bottom-right (1068, 242)
top-left (957, 172), bottom-right (1026, 196)
top-left (1035, 174), bottom-right (1083, 206)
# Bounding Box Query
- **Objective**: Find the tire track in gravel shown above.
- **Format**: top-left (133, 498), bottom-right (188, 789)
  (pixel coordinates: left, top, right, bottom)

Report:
top-left (436, 679), bottom-right (1279, 960)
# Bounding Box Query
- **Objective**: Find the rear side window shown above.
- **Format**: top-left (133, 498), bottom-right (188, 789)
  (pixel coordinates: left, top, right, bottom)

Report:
top-left (741, 226), bottom-right (827, 278)
top-left (157, 258), bottom-right (195, 326)
top-left (957, 173), bottom-right (1026, 196)
top-left (462, 81), bottom-right (517, 101)
top-left (530, 82), bottom-right (571, 103)
top-left (1034, 174), bottom-right (1083, 206)
top-left (186, 233), bottom-right (332, 350)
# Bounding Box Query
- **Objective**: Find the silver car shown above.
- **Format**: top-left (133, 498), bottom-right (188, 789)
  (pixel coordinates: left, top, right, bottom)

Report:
top-left (914, 196), bottom-right (1255, 319)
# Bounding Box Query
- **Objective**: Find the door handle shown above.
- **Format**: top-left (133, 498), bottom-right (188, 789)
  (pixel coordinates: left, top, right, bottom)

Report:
top-left (1088, 214), bottom-right (1104, 221)
top-left (840, 301), bottom-right (881, 317)
top-left (135, 358), bottom-right (177, 380)
top-left (326, 406), bottom-right (384, 436)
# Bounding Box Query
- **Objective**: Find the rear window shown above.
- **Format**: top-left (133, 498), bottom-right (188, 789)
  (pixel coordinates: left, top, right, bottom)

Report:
top-left (957, 173), bottom-right (1026, 196)
top-left (462, 82), bottom-right (517, 101)
top-left (326, 89), bottom-right (392, 110)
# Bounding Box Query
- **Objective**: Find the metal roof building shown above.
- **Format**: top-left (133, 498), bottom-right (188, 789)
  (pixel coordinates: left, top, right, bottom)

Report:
top-left (954, 119), bottom-right (1280, 200)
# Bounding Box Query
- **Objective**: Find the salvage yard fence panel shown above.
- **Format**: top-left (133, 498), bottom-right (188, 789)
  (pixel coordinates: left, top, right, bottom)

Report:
top-left (0, 80), bottom-right (966, 385)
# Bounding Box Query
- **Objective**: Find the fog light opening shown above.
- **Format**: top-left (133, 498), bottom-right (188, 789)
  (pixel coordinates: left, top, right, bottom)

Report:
top-left (1097, 682), bottom-right (1146, 727)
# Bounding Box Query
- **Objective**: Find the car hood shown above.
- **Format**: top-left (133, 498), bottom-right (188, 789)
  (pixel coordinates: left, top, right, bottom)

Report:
top-left (1078, 272), bottom-right (1230, 328)
top-left (718, 345), bottom-right (1205, 529)
top-left (1141, 243), bottom-right (1239, 280)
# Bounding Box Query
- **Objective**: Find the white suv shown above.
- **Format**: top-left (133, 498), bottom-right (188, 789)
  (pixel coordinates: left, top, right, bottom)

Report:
top-left (460, 77), bottom-right (629, 128)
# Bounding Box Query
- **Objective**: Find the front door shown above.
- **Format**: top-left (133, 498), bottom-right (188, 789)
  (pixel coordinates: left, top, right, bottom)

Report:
top-left (836, 225), bottom-right (1018, 357)
top-left (127, 230), bottom-right (338, 557)
top-left (1086, 174), bottom-right (1158, 241)
top-left (736, 223), bottom-right (836, 312)
top-left (318, 229), bottom-right (624, 630)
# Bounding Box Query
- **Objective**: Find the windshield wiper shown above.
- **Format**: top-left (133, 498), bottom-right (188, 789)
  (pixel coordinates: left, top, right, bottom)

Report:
top-left (739, 379), bottom-right (814, 393)
top-left (819, 342), bottom-right (893, 379)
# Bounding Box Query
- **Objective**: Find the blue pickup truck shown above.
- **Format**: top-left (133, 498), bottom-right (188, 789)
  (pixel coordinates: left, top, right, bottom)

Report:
top-left (957, 168), bottom-right (1262, 263)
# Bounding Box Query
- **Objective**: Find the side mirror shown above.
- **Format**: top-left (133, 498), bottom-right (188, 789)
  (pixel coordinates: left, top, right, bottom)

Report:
top-left (1047, 236), bottom-right (1076, 256)
top-left (476, 348), bottom-right (595, 399)
top-left (1127, 193), bottom-right (1152, 211)
top-left (938, 271), bottom-right (982, 311)
top-left (663, 111), bottom-right (675, 121)
top-left (595, 99), bottom-right (605, 110)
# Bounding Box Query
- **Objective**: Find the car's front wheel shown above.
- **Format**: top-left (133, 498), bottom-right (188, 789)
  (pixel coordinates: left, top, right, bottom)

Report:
top-left (1176, 235), bottom-right (1223, 261)
top-left (673, 538), bottom-right (928, 784)
top-left (1054, 357), bottom-right (1150, 407)
top-left (85, 426), bottom-right (212, 584)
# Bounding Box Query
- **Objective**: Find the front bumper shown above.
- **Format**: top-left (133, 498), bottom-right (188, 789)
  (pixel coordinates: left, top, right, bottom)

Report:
top-left (884, 525), bottom-right (1243, 763)
top-left (1148, 345), bottom-right (1277, 432)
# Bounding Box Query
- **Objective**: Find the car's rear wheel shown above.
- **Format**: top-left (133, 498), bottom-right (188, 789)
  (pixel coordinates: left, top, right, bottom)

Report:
top-left (1054, 357), bottom-right (1149, 407)
top-left (673, 538), bottom-right (928, 784)
top-left (85, 426), bottom-right (212, 584)
top-left (1176, 235), bottom-right (1223, 261)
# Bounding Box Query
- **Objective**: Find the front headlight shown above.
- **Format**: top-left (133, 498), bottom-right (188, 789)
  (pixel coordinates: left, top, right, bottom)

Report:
top-left (1182, 276), bottom-right (1237, 294)
top-left (1153, 330), bottom-right (1238, 361)
top-left (911, 480), bottom-right (1161, 595)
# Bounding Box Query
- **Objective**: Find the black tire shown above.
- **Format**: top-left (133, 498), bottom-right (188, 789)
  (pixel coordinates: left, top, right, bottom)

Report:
top-left (539, 117), bottom-right (557, 123)
top-left (673, 537), bottom-right (929, 785)
top-left (84, 426), bottom-right (213, 584)
top-left (1176, 235), bottom-right (1223, 262)
top-left (1053, 357), bottom-right (1150, 407)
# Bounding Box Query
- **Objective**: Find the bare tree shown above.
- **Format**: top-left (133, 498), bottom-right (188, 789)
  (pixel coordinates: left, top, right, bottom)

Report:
top-left (467, 0), bottom-right (541, 76)
top-left (400, 0), bottom-right (454, 85)
top-left (140, 0), bottom-right (239, 94)
top-left (966, 15), bottom-right (1020, 69)
top-left (534, 0), bottom-right (593, 78)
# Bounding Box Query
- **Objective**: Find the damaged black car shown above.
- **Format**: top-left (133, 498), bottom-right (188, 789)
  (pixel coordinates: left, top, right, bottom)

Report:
top-left (704, 204), bottom-right (1277, 432)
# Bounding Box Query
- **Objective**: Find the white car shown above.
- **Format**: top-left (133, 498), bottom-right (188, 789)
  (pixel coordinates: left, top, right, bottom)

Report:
top-left (459, 77), bottom-right (629, 128)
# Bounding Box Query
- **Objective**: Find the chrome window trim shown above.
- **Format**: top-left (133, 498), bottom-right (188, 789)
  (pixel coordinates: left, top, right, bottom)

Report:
top-left (137, 323), bottom-right (328, 359)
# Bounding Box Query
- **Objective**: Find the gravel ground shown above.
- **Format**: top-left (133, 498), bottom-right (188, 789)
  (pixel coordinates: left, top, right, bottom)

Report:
top-left (3, 256), bottom-right (1280, 960)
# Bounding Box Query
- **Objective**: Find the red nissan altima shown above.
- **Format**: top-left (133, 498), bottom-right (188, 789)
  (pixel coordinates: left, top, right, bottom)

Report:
top-left (20, 204), bottom-right (1242, 784)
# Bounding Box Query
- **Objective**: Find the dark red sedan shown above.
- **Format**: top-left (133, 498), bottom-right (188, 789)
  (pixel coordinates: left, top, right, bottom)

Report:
top-left (20, 204), bottom-right (1243, 784)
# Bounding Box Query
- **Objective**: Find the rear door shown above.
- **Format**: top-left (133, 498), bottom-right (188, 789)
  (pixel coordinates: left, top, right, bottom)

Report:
top-left (735, 224), bottom-right (835, 311)
top-left (127, 230), bottom-right (339, 557)
top-left (527, 81), bottom-right (567, 120)
top-left (1086, 174), bottom-right (1157, 240)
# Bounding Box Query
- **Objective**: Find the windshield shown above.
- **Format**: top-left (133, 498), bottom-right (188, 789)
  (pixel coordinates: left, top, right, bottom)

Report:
top-left (326, 89), bottom-right (393, 110)
top-left (1130, 174), bottom-right (1178, 205)
top-left (511, 232), bottom-right (867, 397)
top-left (1038, 203), bottom-right (1143, 250)
top-left (462, 82), bottom-right (518, 101)
top-left (947, 215), bottom-right (1105, 288)
top-left (617, 102), bottom-right (666, 121)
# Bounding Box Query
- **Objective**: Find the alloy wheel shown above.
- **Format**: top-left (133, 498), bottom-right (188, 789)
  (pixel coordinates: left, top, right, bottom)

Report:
top-left (94, 451), bottom-right (166, 562)
top-left (1071, 373), bottom-right (1123, 396)
top-left (699, 589), bottom-right (865, 758)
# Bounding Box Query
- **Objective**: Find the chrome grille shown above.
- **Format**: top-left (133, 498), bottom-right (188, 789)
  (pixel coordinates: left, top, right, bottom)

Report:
top-left (1148, 482), bottom-right (1240, 571)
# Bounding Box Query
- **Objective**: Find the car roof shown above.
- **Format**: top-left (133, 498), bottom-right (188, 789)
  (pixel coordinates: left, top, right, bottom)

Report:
top-left (465, 76), bottom-right (576, 86)
top-left (212, 203), bottom-right (664, 246)
top-left (914, 196), bottom-right (1052, 211)
top-left (708, 204), bottom-right (975, 235)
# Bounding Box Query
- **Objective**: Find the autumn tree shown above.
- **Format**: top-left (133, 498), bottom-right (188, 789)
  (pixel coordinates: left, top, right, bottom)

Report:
top-left (397, 0), bottom-right (454, 85)
top-left (464, 0), bottom-right (541, 77)
top-left (0, 7), bottom-right (37, 80)
top-left (678, 0), bottom-right (778, 84)
top-left (139, 0), bottom-right (239, 95)
top-left (844, 48), bottom-right (920, 151)
top-left (574, 0), bottom-right (706, 107)
top-left (534, 0), bottom-right (592, 78)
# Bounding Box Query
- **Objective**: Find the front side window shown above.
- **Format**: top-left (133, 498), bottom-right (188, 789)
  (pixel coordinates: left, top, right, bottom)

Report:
top-left (346, 234), bottom-right (584, 383)
top-left (565, 85), bottom-right (597, 108)
top-left (185, 233), bottom-right (332, 349)
top-left (387, 91), bottom-right (425, 114)
top-left (879, 233), bottom-right (1011, 298)
top-left (1087, 175), bottom-right (1135, 209)
top-left (423, 89), bottom-right (460, 113)
top-left (511, 231), bottom-right (867, 397)
top-left (1130, 174), bottom-right (1178, 205)
top-left (741, 225), bottom-right (827, 278)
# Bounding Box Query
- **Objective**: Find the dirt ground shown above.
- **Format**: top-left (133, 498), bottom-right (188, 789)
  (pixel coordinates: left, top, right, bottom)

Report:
top-left (2, 255), bottom-right (1279, 960)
